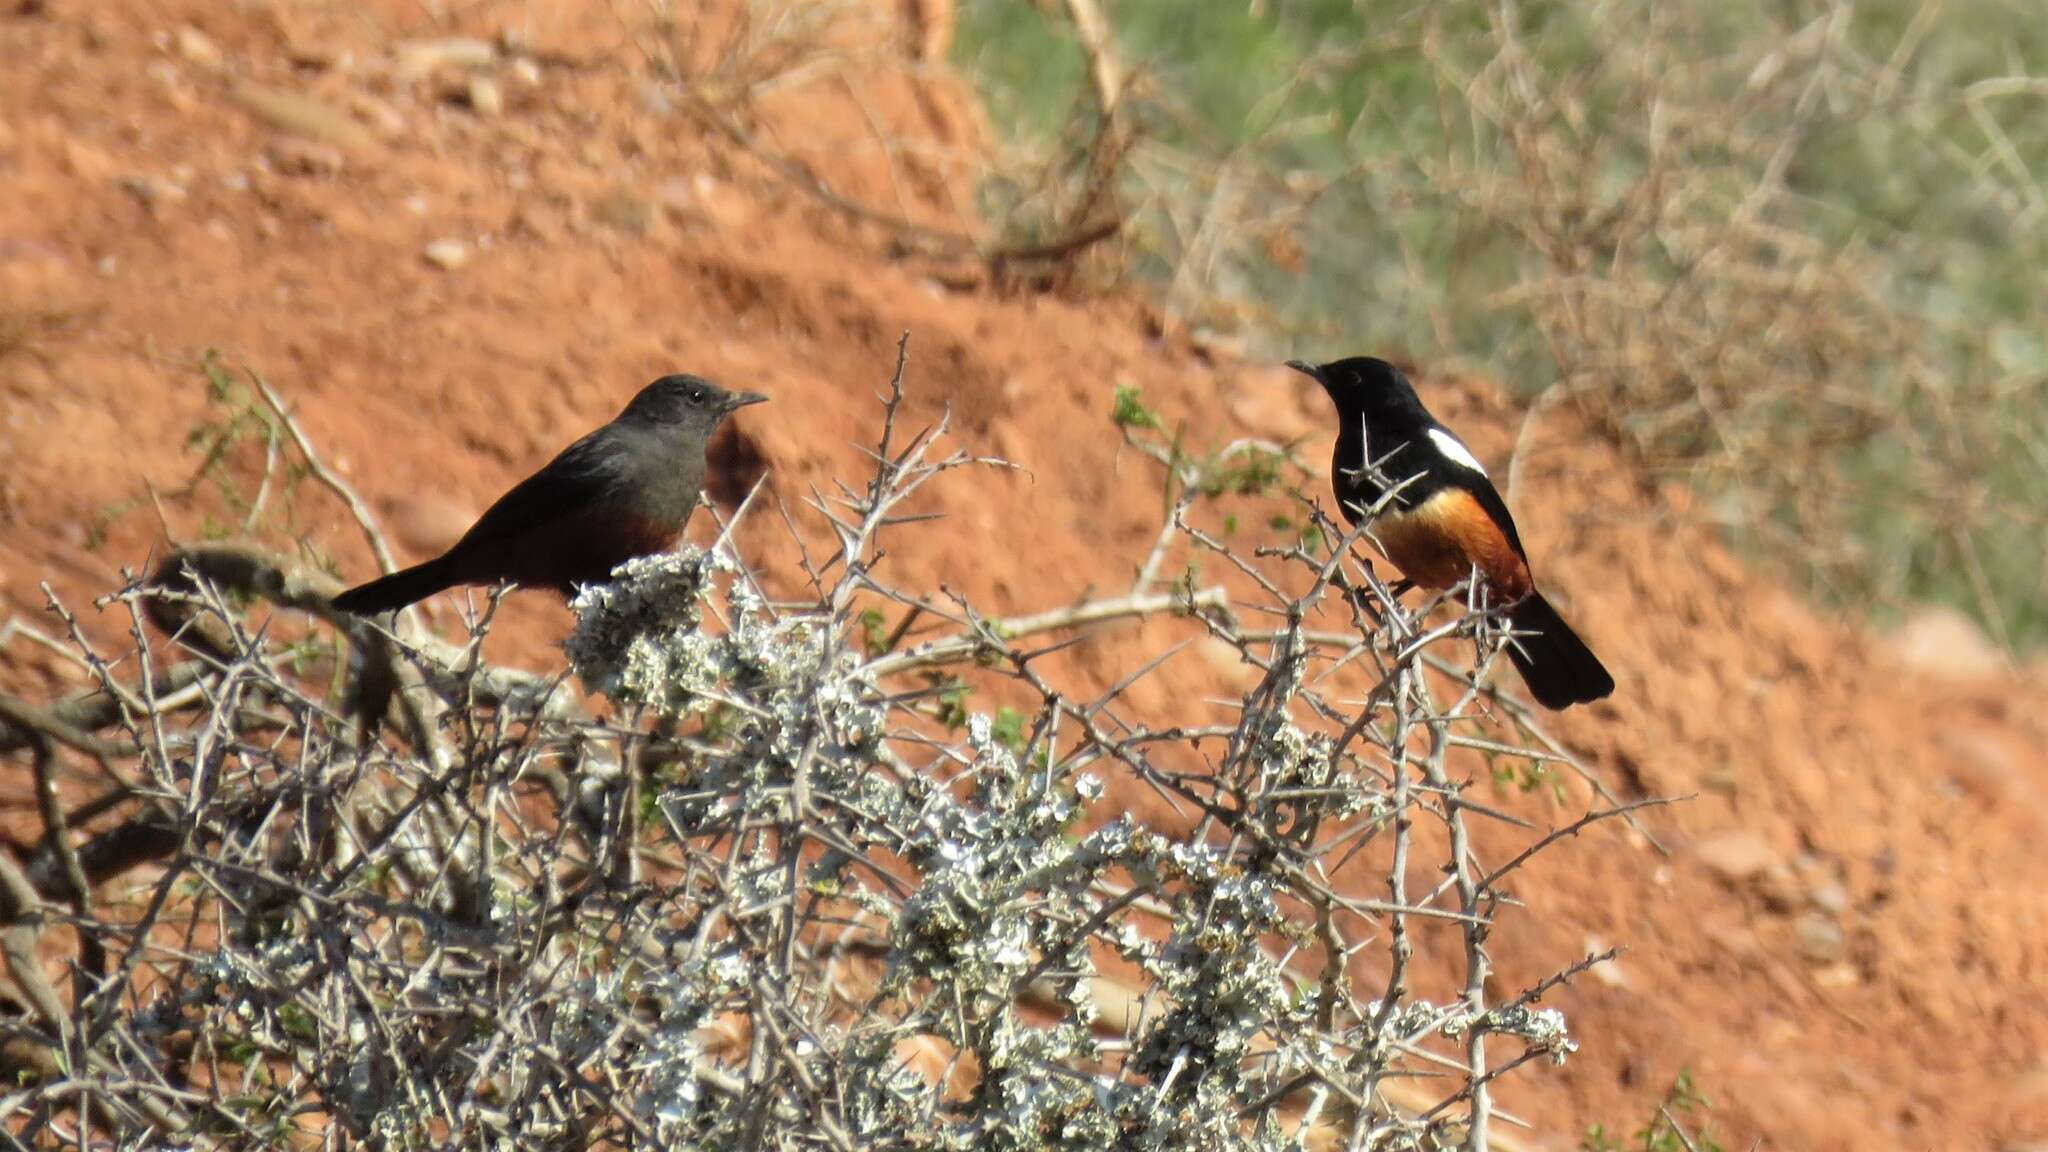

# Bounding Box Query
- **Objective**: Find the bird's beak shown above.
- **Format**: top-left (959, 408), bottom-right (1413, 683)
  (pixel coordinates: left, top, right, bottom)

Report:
top-left (724, 391), bottom-right (769, 412)
top-left (1283, 359), bottom-right (1321, 381)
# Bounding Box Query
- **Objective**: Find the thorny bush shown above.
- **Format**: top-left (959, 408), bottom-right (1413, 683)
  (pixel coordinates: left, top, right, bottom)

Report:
top-left (0, 344), bottom-right (1650, 1150)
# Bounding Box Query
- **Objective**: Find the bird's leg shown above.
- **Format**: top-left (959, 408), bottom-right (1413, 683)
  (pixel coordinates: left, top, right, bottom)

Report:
top-left (1345, 579), bottom-right (1382, 626)
top-left (1337, 561), bottom-right (1411, 628)
top-left (1330, 572), bottom-right (1374, 623)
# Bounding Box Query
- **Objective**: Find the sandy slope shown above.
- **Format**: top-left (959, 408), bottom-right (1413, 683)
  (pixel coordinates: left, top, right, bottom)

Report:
top-left (1, 2), bottom-right (2043, 1147)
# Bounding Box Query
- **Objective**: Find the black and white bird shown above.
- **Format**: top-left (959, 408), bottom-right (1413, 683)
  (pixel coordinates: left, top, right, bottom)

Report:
top-left (1288, 356), bottom-right (1614, 710)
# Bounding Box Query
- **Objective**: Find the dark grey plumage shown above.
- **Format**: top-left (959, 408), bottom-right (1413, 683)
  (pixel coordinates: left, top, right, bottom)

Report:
top-left (332, 375), bottom-right (766, 615)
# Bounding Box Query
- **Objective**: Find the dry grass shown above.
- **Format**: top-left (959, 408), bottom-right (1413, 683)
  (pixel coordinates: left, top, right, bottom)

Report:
top-left (955, 0), bottom-right (2048, 645)
top-left (1410, 0), bottom-right (2041, 643)
top-left (613, 0), bottom-right (1126, 279)
top-left (628, 0), bottom-right (887, 110)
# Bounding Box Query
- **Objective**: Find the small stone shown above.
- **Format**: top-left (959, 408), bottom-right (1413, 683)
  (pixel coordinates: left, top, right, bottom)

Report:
top-left (394, 37), bottom-right (495, 82)
top-left (117, 174), bottom-right (186, 207)
top-left (1694, 831), bottom-right (1778, 884)
top-left (286, 41), bottom-right (347, 71)
top-left (1810, 961), bottom-right (1860, 989)
top-left (509, 58), bottom-right (541, 87)
top-left (347, 94), bottom-right (408, 138)
top-left (1793, 913), bottom-right (1844, 962)
top-left (268, 138), bottom-right (345, 176)
top-left (689, 174), bottom-right (756, 230)
top-left (422, 238), bottom-right (469, 269)
top-left (174, 25), bottom-right (222, 68)
top-left (232, 82), bottom-right (377, 151)
top-left (1807, 879), bottom-right (1850, 916)
top-left (1699, 763), bottom-right (1741, 795)
top-left (1755, 865), bottom-right (1802, 913)
top-left (1889, 605), bottom-right (2008, 683)
top-left (465, 75), bottom-right (503, 117)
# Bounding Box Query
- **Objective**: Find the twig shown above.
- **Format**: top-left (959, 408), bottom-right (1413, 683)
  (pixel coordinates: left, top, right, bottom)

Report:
top-left (863, 586), bottom-right (1227, 677)
top-left (250, 372), bottom-right (399, 576)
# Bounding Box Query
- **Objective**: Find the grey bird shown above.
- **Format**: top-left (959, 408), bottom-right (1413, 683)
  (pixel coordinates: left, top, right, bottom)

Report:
top-left (331, 375), bottom-right (766, 615)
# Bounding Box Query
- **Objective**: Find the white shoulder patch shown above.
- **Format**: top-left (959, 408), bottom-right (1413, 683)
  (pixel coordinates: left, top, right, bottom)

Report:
top-left (1427, 427), bottom-right (1488, 476)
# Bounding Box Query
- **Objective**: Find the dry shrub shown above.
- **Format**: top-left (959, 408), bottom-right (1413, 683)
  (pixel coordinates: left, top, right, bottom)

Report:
top-left (1411, 1), bottom-right (2000, 626)
top-left (0, 347), bottom-right (1636, 1150)
top-left (631, 0), bottom-right (890, 110)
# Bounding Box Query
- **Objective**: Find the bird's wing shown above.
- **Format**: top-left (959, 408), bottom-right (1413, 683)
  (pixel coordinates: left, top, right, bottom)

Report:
top-left (1419, 423), bottom-right (1528, 561)
top-left (1458, 474), bottom-right (1527, 561)
top-left (449, 428), bottom-right (627, 551)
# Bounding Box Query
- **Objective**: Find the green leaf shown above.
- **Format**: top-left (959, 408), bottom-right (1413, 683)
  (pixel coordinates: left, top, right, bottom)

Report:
top-left (1111, 384), bottom-right (1161, 430)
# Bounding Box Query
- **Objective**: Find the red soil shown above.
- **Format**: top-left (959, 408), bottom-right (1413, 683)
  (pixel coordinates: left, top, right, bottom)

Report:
top-left (1, 2), bottom-right (2043, 1147)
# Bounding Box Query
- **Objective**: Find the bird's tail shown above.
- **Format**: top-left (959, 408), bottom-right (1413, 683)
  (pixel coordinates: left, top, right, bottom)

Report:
top-left (331, 557), bottom-right (458, 616)
top-left (1504, 593), bottom-right (1614, 710)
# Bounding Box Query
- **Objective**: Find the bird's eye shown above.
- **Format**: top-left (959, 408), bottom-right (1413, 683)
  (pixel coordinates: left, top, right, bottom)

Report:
top-left (689, 389), bottom-right (704, 403)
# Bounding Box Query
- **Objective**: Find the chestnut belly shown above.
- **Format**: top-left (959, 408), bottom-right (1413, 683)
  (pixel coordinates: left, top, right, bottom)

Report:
top-left (1370, 488), bottom-right (1532, 600)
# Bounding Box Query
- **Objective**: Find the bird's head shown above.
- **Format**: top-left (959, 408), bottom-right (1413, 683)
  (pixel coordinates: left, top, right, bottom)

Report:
top-left (1284, 356), bottom-right (1424, 423)
top-left (621, 374), bottom-right (769, 432)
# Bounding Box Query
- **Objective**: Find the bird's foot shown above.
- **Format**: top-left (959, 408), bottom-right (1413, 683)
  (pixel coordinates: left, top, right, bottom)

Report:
top-left (1340, 568), bottom-right (1414, 624)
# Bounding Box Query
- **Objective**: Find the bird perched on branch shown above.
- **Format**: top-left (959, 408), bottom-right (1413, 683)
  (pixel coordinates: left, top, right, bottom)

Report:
top-left (1287, 356), bottom-right (1613, 710)
top-left (332, 375), bottom-right (767, 616)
